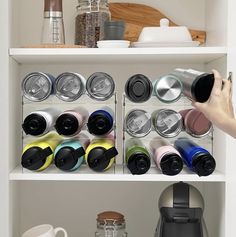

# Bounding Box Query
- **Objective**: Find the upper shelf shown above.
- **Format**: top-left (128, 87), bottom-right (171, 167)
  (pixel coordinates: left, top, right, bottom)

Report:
top-left (9, 47), bottom-right (227, 64)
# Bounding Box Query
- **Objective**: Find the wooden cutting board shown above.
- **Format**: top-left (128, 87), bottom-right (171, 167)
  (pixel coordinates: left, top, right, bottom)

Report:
top-left (109, 3), bottom-right (206, 44)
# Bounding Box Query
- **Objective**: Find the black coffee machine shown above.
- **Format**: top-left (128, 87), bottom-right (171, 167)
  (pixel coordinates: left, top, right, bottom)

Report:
top-left (155, 182), bottom-right (209, 237)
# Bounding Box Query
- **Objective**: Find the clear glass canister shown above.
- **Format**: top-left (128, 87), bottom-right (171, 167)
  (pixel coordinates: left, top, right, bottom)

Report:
top-left (75, 0), bottom-right (111, 48)
top-left (95, 211), bottom-right (128, 237)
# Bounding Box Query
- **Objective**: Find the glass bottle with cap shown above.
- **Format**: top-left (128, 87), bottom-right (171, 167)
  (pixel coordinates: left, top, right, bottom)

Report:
top-left (125, 138), bottom-right (151, 175)
top-left (54, 134), bottom-right (90, 172)
top-left (85, 137), bottom-right (118, 172)
top-left (87, 107), bottom-right (114, 136)
top-left (174, 138), bottom-right (216, 176)
top-left (75, 0), bottom-right (111, 48)
top-left (153, 75), bottom-right (182, 103)
top-left (170, 68), bottom-right (215, 103)
top-left (95, 211), bottom-right (128, 237)
top-left (22, 108), bottom-right (61, 136)
top-left (22, 72), bottom-right (55, 102)
top-left (125, 74), bottom-right (153, 103)
top-left (41, 0), bottom-right (65, 44)
top-left (55, 72), bottom-right (86, 102)
top-left (152, 109), bottom-right (183, 138)
top-left (21, 133), bottom-right (62, 171)
top-left (125, 109), bottom-right (152, 138)
top-left (86, 72), bottom-right (115, 101)
top-left (55, 107), bottom-right (89, 137)
top-left (150, 137), bottom-right (183, 176)
top-left (179, 108), bottom-right (212, 138)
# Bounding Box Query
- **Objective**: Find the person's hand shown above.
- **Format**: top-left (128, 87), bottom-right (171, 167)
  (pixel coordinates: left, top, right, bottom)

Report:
top-left (192, 70), bottom-right (235, 129)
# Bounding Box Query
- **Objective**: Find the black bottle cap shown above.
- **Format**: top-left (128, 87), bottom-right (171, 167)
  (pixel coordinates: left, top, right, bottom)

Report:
top-left (87, 113), bottom-right (112, 136)
top-left (125, 74), bottom-right (153, 103)
top-left (193, 153), bottom-right (216, 176)
top-left (160, 154), bottom-right (183, 176)
top-left (22, 114), bottom-right (47, 136)
top-left (21, 146), bottom-right (52, 171)
top-left (55, 114), bottom-right (79, 136)
top-left (127, 152), bottom-right (151, 175)
top-left (192, 73), bottom-right (215, 103)
top-left (55, 147), bottom-right (85, 171)
top-left (87, 147), bottom-right (118, 172)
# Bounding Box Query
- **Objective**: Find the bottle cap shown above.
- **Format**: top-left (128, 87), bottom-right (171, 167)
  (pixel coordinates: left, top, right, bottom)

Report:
top-left (160, 153), bottom-right (183, 176)
top-left (87, 147), bottom-right (118, 172)
top-left (193, 153), bottom-right (216, 176)
top-left (125, 74), bottom-right (153, 103)
top-left (127, 152), bottom-right (151, 175)
top-left (22, 114), bottom-right (47, 136)
top-left (21, 147), bottom-right (52, 170)
top-left (44, 0), bottom-right (62, 12)
top-left (55, 147), bottom-right (85, 171)
top-left (55, 113), bottom-right (79, 136)
top-left (87, 110), bottom-right (113, 136)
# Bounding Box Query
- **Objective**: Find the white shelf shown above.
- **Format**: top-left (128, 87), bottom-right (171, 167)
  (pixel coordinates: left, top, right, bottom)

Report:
top-left (9, 47), bottom-right (227, 64)
top-left (9, 165), bottom-right (225, 182)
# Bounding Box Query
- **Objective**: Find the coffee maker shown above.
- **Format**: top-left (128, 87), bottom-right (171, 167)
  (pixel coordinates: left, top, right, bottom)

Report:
top-left (155, 182), bottom-right (208, 237)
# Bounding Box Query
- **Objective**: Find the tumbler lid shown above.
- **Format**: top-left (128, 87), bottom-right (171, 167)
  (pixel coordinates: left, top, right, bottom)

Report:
top-left (87, 147), bottom-right (118, 172)
top-left (128, 152), bottom-right (151, 175)
top-left (55, 72), bottom-right (85, 102)
top-left (193, 153), bottom-right (216, 176)
top-left (86, 72), bottom-right (115, 101)
top-left (153, 109), bottom-right (183, 138)
top-left (55, 147), bottom-right (85, 171)
top-left (22, 114), bottom-right (47, 136)
top-left (154, 75), bottom-right (182, 103)
top-left (55, 114), bottom-right (79, 136)
top-left (22, 72), bottom-right (53, 102)
top-left (160, 153), bottom-right (183, 176)
top-left (87, 111), bottom-right (113, 136)
top-left (125, 74), bottom-right (153, 103)
top-left (21, 146), bottom-right (52, 170)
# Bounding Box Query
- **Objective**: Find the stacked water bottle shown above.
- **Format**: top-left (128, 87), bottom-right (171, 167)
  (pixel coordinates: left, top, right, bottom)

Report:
top-left (124, 69), bottom-right (216, 176)
top-left (21, 71), bottom-right (118, 173)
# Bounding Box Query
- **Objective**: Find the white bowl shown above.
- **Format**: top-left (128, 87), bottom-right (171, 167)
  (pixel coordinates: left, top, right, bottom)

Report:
top-left (138, 18), bottom-right (192, 43)
top-left (97, 40), bottom-right (130, 48)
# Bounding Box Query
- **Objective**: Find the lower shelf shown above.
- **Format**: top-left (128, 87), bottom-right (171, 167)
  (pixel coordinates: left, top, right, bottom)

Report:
top-left (9, 165), bottom-right (225, 182)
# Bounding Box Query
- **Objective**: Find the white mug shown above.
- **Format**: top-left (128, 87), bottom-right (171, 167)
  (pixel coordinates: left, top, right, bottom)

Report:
top-left (22, 224), bottom-right (68, 237)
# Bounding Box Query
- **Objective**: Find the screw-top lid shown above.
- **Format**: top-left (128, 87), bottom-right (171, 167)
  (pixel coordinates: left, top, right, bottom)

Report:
top-left (55, 72), bottom-right (85, 102)
top-left (153, 109), bottom-right (183, 138)
top-left (86, 72), bottom-right (115, 101)
top-left (21, 147), bottom-right (53, 170)
top-left (87, 147), bottom-right (118, 172)
top-left (154, 75), bottom-right (182, 103)
top-left (22, 114), bottom-right (47, 136)
top-left (55, 113), bottom-right (79, 136)
top-left (44, 0), bottom-right (62, 12)
top-left (125, 74), bottom-right (153, 103)
top-left (160, 153), bottom-right (183, 176)
top-left (192, 73), bottom-right (214, 103)
top-left (127, 152), bottom-right (151, 175)
top-left (97, 211), bottom-right (125, 225)
top-left (193, 153), bottom-right (216, 176)
top-left (55, 146), bottom-right (85, 171)
top-left (87, 110), bottom-right (113, 136)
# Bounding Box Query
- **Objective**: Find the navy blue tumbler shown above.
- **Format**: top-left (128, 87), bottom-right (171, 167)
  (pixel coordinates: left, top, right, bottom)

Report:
top-left (174, 138), bottom-right (216, 176)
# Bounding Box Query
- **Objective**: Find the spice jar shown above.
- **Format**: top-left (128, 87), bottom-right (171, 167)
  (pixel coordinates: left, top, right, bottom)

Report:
top-left (75, 0), bottom-right (111, 48)
top-left (95, 211), bottom-right (128, 237)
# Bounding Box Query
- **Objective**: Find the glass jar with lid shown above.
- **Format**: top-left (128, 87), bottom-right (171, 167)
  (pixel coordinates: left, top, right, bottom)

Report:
top-left (95, 211), bottom-right (128, 237)
top-left (75, 0), bottom-right (111, 48)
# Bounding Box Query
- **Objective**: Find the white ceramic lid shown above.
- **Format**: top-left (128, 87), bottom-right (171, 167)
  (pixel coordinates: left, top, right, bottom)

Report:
top-left (138, 18), bottom-right (192, 43)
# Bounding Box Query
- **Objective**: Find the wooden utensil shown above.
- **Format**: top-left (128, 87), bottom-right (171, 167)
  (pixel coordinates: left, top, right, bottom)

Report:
top-left (109, 3), bottom-right (206, 44)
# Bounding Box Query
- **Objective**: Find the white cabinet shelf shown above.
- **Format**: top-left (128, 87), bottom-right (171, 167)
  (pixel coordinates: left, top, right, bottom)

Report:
top-left (10, 165), bottom-right (225, 182)
top-left (9, 47), bottom-right (227, 64)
